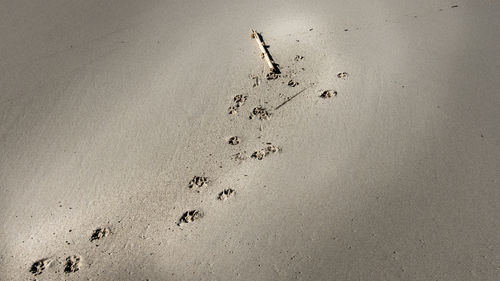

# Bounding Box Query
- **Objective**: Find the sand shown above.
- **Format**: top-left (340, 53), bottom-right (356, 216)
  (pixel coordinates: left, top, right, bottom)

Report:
top-left (1, 0), bottom-right (500, 280)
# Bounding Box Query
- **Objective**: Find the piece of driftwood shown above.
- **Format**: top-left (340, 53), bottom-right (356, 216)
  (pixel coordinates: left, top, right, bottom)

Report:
top-left (251, 29), bottom-right (279, 74)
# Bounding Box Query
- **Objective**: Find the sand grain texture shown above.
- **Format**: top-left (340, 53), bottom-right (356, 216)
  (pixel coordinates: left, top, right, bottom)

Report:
top-left (1, 0), bottom-right (500, 280)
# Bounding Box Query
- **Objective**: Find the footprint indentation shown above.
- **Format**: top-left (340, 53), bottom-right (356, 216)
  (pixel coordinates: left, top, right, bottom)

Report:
top-left (320, 90), bottom-right (337, 99)
top-left (218, 189), bottom-right (235, 201)
top-left (231, 152), bottom-right (247, 162)
top-left (90, 227), bottom-right (111, 242)
top-left (189, 176), bottom-right (208, 191)
top-left (228, 94), bottom-right (248, 114)
top-left (250, 107), bottom-right (271, 120)
top-left (294, 55), bottom-right (304, 61)
top-left (288, 80), bottom-right (299, 87)
top-left (178, 210), bottom-right (203, 225)
top-left (228, 136), bottom-right (241, 145)
top-left (64, 255), bottom-right (82, 273)
top-left (337, 72), bottom-right (349, 79)
top-left (251, 143), bottom-right (281, 160)
top-left (30, 258), bottom-right (52, 276)
top-left (266, 72), bottom-right (280, 80)
top-left (233, 95), bottom-right (247, 107)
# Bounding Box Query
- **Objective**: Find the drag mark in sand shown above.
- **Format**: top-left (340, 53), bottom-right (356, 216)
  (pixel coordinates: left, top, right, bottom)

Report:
top-left (274, 84), bottom-right (314, 110)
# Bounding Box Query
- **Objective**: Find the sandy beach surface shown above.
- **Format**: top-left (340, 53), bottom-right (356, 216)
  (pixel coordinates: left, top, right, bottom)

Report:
top-left (1, 0), bottom-right (500, 280)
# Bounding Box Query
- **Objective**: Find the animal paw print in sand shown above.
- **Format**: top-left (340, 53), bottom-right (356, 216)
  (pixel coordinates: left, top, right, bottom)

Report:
top-left (228, 136), bottom-right (241, 145)
top-left (228, 94), bottom-right (248, 114)
top-left (64, 255), bottom-right (82, 273)
top-left (250, 106), bottom-right (271, 120)
top-left (218, 188), bottom-right (235, 201)
top-left (30, 258), bottom-right (52, 276)
top-left (178, 210), bottom-right (203, 225)
top-left (251, 143), bottom-right (281, 160)
top-left (288, 80), bottom-right (299, 87)
top-left (294, 55), bottom-right (304, 61)
top-left (320, 90), bottom-right (337, 99)
top-left (231, 152), bottom-right (247, 162)
top-left (189, 176), bottom-right (208, 191)
top-left (234, 94), bottom-right (247, 107)
top-left (90, 227), bottom-right (111, 242)
top-left (249, 74), bottom-right (260, 87)
top-left (337, 72), bottom-right (349, 79)
top-left (228, 107), bottom-right (238, 114)
top-left (266, 72), bottom-right (280, 80)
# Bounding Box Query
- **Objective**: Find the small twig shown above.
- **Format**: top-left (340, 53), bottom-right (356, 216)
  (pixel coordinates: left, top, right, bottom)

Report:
top-left (251, 29), bottom-right (278, 73)
top-left (274, 84), bottom-right (314, 110)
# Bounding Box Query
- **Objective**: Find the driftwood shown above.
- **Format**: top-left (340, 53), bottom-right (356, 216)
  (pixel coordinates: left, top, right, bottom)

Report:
top-left (251, 29), bottom-right (279, 74)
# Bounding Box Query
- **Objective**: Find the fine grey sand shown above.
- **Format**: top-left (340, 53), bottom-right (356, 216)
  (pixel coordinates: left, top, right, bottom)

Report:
top-left (1, 1), bottom-right (500, 280)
